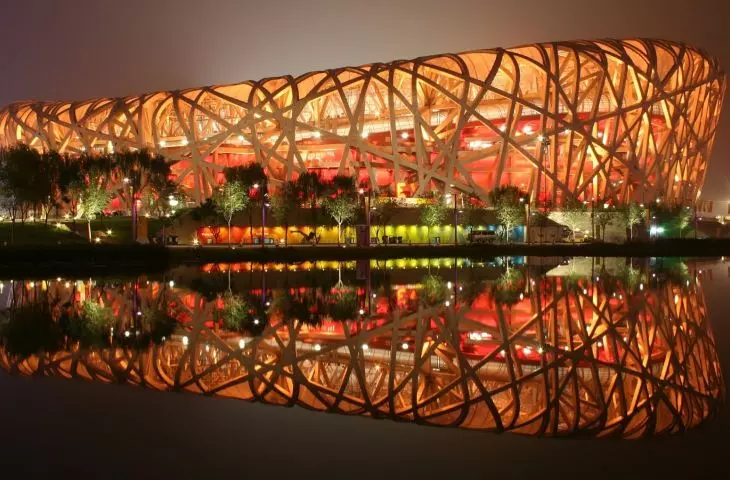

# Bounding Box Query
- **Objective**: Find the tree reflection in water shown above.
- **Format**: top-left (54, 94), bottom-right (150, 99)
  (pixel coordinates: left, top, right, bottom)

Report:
top-left (0, 257), bottom-right (723, 438)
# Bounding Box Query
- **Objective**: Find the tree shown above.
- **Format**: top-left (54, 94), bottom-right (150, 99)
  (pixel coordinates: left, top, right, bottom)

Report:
top-left (560, 199), bottom-right (588, 242)
top-left (271, 181), bottom-right (299, 246)
top-left (224, 164), bottom-right (267, 243)
top-left (620, 202), bottom-right (645, 241)
top-left (324, 196), bottom-right (358, 244)
top-left (218, 292), bottom-right (253, 332)
top-left (0, 147), bottom-right (20, 243)
top-left (420, 194), bottom-right (447, 244)
top-left (325, 265), bottom-right (359, 320)
top-left (488, 186), bottom-right (525, 242)
top-left (56, 153), bottom-right (113, 238)
top-left (143, 169), bottom-right (184, 216)
top-left (38, 150), bottom-right (63, 224)
top-left (212, 181), bottom-right (248, 245)
top-left (649, 203), bottom-right (692, 238)
top-left (677, 206), bottom-right (692, 238)
top-left (323, 175), bottom-right (357, 244)
top-left (328, 174), bottom-right (357, 197)
top-left (460, 194), bottom-right (486, 235)
top-left (0, 145), bottom-right (43, 240)
top-left (420, 273), bottom-right (449, 305)
top-left (296, 171), bottom-right (325, 243)
top-left (79, 180), bottom-right (111, 242)
top-left (325, 288), bottom-right (358, 321)
top-left (274, 279), bottom-right (324, 326)
top-left (144, 179), bottom-right (188, 243)
top-left (113, 149), bottom-right (171, 242)
top-left (58, 153), bottom-right (86, 226)
top-left (190, 198), bottom-right (222, 244)
top-left (0, 302), bottom-right (63, 360)
top-left (594, 209), bottom-right (613, 241)
top-left (491, 265), bottom-right (526, 307)
top-left (370, 197), bottom-right (399, 240)
top-left (64, 301), bottom-right (114, 348)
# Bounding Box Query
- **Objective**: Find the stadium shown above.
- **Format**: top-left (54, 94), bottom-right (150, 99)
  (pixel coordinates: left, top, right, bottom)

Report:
top-left (0, 38), bottom-right (725, 206)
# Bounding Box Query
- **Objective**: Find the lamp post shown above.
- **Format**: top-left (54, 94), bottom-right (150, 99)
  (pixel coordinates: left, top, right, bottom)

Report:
top-left (123, 177), bottom-right (137, 242)
top-left (591, 198), bottom-right (596, 239)
top-left (358, 187), bottom-right (371, 246)
top-left (252, 181), bottom-right (268, 247)
top-left (368, 191), bottom-right (375, 246)
top-left (262, 193), bottom-right (269, 249)
top-left (520, 196), bottom-right (530, 244)
top-left (162, 195), bottom-right (178, 244)
top-left (450, 187), bottom-right (458, 245)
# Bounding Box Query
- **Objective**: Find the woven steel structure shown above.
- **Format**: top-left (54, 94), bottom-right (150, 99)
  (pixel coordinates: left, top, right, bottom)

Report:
top-left (0, 39), bottom-right (725, 204)
top-left (0, 262), bottom-right (723, 437)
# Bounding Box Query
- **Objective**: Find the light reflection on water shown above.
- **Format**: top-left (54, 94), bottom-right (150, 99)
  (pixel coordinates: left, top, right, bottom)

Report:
top-left (0, 257), bottom-right (724, 438)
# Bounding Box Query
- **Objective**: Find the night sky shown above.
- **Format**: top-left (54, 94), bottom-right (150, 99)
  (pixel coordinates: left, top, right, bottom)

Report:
top-left (0, 0), bottom-right (728, 197)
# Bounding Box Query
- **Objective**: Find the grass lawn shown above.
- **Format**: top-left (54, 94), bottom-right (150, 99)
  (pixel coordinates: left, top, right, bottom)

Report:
top-left (0, 221), bottom-right (88, 245)
top-left (89, 216), bottom-right (164, 243)
top-left (0, 216), bottom-right (165, 246)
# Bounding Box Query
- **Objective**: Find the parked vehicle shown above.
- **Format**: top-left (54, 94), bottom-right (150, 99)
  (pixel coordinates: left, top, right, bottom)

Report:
top-left (560, 226), bottom-right (572, 240)
top-left (468, 230), bottom-right (497, 244)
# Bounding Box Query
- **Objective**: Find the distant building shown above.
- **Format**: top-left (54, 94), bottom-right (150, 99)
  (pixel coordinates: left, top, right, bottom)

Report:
top-left (528, 215), bottom-right (568, 243)
top-left (696, 199), bottom-right (730, 223)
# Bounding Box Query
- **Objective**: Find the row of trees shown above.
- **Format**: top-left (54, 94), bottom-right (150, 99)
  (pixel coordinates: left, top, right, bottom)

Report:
top-left (0, 145), bottom-right (182, 243)
top-left (417, 186), bottom-right (527, 243)
top-left (419, 187), bottom-right (690, 244)
top-left (210, 166), bottom-right (361, 245)
top-left (210, 169), bottom-right (530, 246)
top-left (557, 199), bottom-right (690, 242)
top-left (1, 143), bottom-right (696, 245)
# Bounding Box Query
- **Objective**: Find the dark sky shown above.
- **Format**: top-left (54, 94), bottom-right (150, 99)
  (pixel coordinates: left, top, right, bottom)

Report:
top-left (1, 0), bottom-right (728, 197)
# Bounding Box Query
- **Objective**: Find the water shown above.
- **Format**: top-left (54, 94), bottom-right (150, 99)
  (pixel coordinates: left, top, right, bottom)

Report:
top-left (1, 256), bottom-right (725, 441)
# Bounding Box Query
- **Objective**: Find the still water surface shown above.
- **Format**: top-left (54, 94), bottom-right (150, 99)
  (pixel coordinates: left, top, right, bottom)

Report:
top-left (0, 256), bottom-right (725, 438)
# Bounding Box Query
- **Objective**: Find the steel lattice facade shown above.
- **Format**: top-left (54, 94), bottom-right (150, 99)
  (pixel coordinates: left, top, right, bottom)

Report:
top-left (0, 39), bottom-right (725, 204)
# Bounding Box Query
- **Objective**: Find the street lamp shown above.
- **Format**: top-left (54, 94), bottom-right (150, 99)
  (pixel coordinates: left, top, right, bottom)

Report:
top-left (519, 196), bottom-right (531, 243)
top-left (160, 196), bottom-right (179, 244)
top-left (124, 174), bottom-right (139, 242)
top-left (262, 195), bottom-right (270, 248)
top-left (445, 187), bottom-right (458, 245)
top-left (358, 186), bottom-right (372, 246)
top-left (255, 179), bottom-right (268, 247)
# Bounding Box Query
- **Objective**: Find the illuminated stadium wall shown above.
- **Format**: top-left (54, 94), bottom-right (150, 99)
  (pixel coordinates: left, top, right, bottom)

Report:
top-left (0, 39), bottom-right (725, 205)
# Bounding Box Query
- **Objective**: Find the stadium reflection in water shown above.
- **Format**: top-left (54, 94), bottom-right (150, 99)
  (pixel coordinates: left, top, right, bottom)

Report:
top-left (0, 257), bottom-right (723, 438)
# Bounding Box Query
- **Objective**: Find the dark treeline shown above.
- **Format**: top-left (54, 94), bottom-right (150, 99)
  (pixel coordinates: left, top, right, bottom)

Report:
top-left (0, 144), bottom-right (182, 243)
